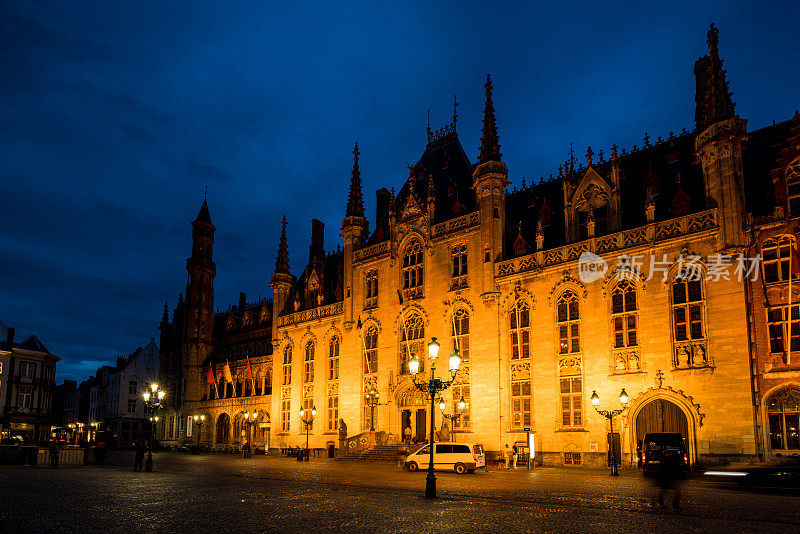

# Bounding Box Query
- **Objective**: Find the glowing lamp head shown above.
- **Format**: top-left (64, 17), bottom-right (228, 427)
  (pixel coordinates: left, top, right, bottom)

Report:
top-left (253, 411), bottom-right (258, 419)
top-left (299, 408), bottom-right (305, 417)
top-left (449, 350), bottom-right (462, 373)
top-left (193, 415), bottom-right (198, 422)
top-left (200, 415), bottom-right (205, 422)
top-left (619, 388), bottom-right (629, 405)
top-left (311, 406), bottom-right (317, 417)
top-left (154, 416), bottom-right (159, 422)
top-left (457, 396), bottom-right (466, 411)
top-left (157, 390), bottom-right (165, 400)
top-left (427, 337), bottom-right (440, 360)
top-left (244, 412), bottom-right (249, 420)
top-left (150, 383), bottom-right (158, 393)
top-left (438, 398), bottom-right (446, 411)
top-left (408, 354), bottom-right (420, 375)
top-left (591, 390), bottom-right (600, 406)
top-left (142, 392), bottom-right (151, 402)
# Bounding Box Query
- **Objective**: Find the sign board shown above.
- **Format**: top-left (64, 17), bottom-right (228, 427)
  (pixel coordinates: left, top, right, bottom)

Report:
top-left (528, 433), bottom-right (535, 458)
top-left (186, 416), bottom-right (193, 437)
top-left (590, 442), bottom-right (598, 452)
top-left (523, 427), bottom-right (531, 432)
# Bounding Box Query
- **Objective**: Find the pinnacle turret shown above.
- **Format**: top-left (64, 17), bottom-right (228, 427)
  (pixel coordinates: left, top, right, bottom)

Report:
top-left (478, 74), bottom-right (501, 164)
top-left (275, 216), bottom-right (290, 274)
top-left (345, 142), bottom-right (365, 218)
top-left (694, 23), bottom-right (736, 131)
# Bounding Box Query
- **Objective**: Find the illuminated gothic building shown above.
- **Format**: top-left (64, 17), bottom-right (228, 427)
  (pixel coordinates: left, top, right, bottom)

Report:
top-left (158, 25), bottom-right (800, 465)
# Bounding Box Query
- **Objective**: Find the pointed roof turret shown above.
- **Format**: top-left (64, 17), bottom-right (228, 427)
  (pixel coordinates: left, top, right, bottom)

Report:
top-left (478, 74), bottom-right (501, 164)
top-left (194, 199), bottom-right (213, 225)
top-left (275, 216), bottom-right (290, 274)
top-left (694, 23), bottom-right (736, 131)
top-left (345, 142), bottom-right (365, 218)
top-left (161, 301), bottom-right (169, 324)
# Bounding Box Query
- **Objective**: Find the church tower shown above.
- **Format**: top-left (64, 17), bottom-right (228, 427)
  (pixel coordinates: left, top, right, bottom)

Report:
top-left (341, 142), bottom-right (368, 324)
top-left (472, 75), bottom-right (508, 294)
top-left (183, 199), bottom-right (216, 403)
top-left (694, 23), bottom-right (747, 250)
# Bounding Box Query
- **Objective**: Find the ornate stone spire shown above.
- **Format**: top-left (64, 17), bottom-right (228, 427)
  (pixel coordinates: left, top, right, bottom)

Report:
top-left (161, 301), bottom-right (169, 325)
top-left (345, 142), bottom-right (364, 218)
top-left (478, 74), bottom-right (501, 164)
top-left (694, 23), bottom-right (735, 131)
top-left (275, 216), bottom-right (290, 274)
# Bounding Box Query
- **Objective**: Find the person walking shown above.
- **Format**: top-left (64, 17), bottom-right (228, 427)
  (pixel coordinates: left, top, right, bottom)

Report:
top-left (512, 443), bottom-right (519, 469)
top-left (48, 440), bottom-right (60, 469)
top-left (403, 424), bottom-right (412, 444)
top-left (134, 438), bottom-right (146, 472)
top-left (654, 453), bottom-right (684, 510)
top-left (503, 444), bottom-right (512, 470)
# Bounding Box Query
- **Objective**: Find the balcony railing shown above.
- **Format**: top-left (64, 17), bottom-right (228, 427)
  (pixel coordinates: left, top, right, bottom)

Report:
top-left (277, 301), bottom-right (343, 327)
top-left (496, 209), bottom-right (718, 277)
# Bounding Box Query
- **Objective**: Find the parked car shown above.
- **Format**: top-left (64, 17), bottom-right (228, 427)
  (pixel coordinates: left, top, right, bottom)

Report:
top-left (404, 442), bottom-right (485, 474)
top-left (641, 432), bottom-right (689, 477)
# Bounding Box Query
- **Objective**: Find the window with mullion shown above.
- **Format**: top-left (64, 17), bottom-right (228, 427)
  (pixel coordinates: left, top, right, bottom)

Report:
top-left (364, 327), bottom-right (378, 373)
top-left (402, 242), bottom-right (424, 290)
top-left (611, 281), bottom-right (638, 348)
top-left (557, 291), bottom-right (581, 354)
top-left (400, 315), bottom-right (424, 374)
top-left (451, 309), bottom-right (470, 361)
top-left (559, 376), bottom-right (582, 427)
top-left (328, 338), bottom-right (340, 380)
top-left (672, 278), bottom-right (705, 341)
top-left (510, 301), bottom-right (531, 360)
top-left (767, 305), bottom-right (800, 355)
top-left (282, 346), bottom-right (292, 386)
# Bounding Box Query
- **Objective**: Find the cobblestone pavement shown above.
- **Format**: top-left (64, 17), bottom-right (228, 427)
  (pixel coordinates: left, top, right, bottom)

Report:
top-left (2, 451), bottom-right (799, 533)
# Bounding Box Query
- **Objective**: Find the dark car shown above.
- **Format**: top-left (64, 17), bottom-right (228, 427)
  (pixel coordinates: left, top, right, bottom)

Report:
top-left (641, 432), bottom-right (689, 477)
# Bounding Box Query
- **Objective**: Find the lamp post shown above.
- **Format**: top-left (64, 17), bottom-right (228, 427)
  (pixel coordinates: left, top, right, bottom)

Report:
top-left (408, 337), bottom-right (462, 499)
top-left (366, 388), bottom-right (379, 432)
top-left (243, 411), bottom-right (258, 458)
top-left (590, 388), bottom-right (629, 476)
top-left (192, 414), bottom-right (206, 450)
top-left (142, 383), bottom-right (165, 472)
top-left (299, 406), bottom-right (316, 461)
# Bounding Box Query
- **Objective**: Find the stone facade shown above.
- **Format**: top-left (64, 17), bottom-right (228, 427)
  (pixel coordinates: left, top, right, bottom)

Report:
top-left (157, 25), bottom-right (799, 466)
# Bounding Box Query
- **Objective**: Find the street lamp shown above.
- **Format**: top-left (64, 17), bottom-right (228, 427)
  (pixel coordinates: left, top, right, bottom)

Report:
top-left (243, 411), bottom-right (258, 458)
top-left (590, 388), bottom-right (628, 476)
top-left (366, 388), bottom-right (379, 432)
top-left (299, 406), bottom-right (316, 461)
top-left (409, 337), bottom-right (462, 499)
top-left (142, 383), bottom-right (165, 472)
top-left (438, 395), bottom-right (467, 427)
top-left (192, 414), bottom-right (206, 450)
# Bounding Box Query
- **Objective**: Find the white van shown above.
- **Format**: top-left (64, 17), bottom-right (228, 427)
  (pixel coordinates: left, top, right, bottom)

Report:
top-left (404, 442), bottom-right (485, 474)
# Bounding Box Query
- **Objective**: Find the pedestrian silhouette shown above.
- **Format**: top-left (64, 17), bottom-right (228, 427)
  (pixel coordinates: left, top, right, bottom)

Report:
top-left (134, 438), bottom-right (146, 471)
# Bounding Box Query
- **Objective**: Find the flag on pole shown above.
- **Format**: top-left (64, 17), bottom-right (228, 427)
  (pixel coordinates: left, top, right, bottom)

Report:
top-left (223, 360), bottom-right (233, 383)
top-left (205, 363), bottom-right (216, 384)
top-left (246, 356), bottom-right (253, 381)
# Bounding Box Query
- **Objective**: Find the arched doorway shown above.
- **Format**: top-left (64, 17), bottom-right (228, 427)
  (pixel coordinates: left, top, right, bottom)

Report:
top-left (396, 381), bottom-right (428, 442)
top-left (635, 398), bottom-right (690, 461)
top-left (216, 413), bottom-right (231, 444)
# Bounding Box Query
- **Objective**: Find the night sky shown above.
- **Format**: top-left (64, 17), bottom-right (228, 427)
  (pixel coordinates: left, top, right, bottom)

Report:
top-left (1, 1), bottom-right (798, 383)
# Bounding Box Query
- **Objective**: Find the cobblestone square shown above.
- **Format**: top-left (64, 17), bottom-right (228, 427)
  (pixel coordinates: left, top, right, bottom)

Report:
top-left (2, 452), bottom-right (799, 533)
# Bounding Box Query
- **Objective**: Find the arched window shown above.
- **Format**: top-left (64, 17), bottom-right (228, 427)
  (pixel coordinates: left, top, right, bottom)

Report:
top-left (767, 386), bottom-right (800, 451)
top-left (399, 314), bottom-right (424, 374)
top-left (611, 280), bottom-right (638, 348)
top-left (364, 327), bottom-right (378, 374)
top-left (304, 341), bottom-right (315, 383)
top-left (762, 236), bottom-right (799, 284)
top-left (557, 290), bottom-right (581, 354)
top-left (786, 158), bottom-right (800, 216)
top-left (328, 337), bottom-right (340, 380)
top-left (451, 308), bottom-right (470, 361)
top-left (509, 300), bottom-right (530, 360)
top-left (282, 346), bottom-right (292, 386)
top-left (402, 240), bottom-right (424, 298)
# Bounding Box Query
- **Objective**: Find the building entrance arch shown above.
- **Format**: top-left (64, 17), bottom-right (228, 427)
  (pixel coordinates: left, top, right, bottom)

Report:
top-left (216, 413), bottom-right (231, 444)
top-left (395, 380), bottom-right (428, 443)
top-left (628, 391), bottom-right (697, 465)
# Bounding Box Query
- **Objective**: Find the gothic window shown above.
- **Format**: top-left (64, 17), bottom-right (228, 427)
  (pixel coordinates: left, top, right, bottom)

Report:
top-left (451, 382), bottom-right (471, 430)
top-left (451, 244), bottom-right (468, 290)
top-left (399, 314), bottom-right (425, 374)
top-left (672, 278), bottom-right (704, 342)
top-left (364, 326), bottom-right (378, 374)
top-left (559, 365), bottom-right (583, 428)
top-left (402, 240), bottom-right (424, 297)
top-left (282, 346), bottom-right (292, 386)
top-left (762, 236), bottom-right (799, 284)
top-left (611, 280), bottom-right (638, 348)
top-left (510, 300), bottom-right (531, 360)
top-left (511, 362), bottom-right (532, 430)
top-left (557, 291), bottom-right (581, 354)
top-left (786, 159), bottom-right (800, 217)
top-left (451, 309), bottom-right (470, 362)
top-left (328, 337), bottom-right (340, 380)
top-left (767, 305), bottom-right (800, 358)
top-left (304, 341), bottom-right (315, 383)
top-left (281, 399), bottom-right (290, 432)
top-left (767, 386), bottom-right (800, 451)
top-left (327, 394), bottom-right (339, 432)
top-left (365, 270), bottom-right (378, 309)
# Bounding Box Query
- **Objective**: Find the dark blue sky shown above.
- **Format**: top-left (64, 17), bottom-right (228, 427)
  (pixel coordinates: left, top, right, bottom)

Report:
top-left (1, 1), bottom-right (798, 383)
